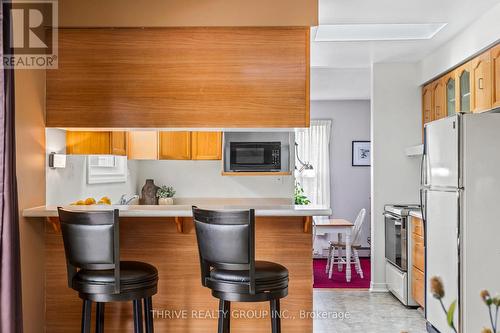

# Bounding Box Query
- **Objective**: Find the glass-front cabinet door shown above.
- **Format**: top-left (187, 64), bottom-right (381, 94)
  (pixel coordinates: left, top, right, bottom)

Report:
top-left (445, 76), bottom-right (456, 116)
top-left (456, 63), bottom-right (471, 113)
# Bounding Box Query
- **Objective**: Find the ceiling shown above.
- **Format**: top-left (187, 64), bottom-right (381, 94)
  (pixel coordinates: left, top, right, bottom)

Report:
top-left (311, 0), bottom-right (500, 99)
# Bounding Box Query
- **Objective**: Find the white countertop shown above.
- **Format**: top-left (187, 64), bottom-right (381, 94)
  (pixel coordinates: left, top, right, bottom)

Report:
top-left (23, 204), bottom-right (332, 218)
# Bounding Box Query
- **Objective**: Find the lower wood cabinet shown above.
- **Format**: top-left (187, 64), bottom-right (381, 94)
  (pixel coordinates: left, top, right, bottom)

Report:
top-left (411, 216), bottom-right (425, 308)
top-left (412, 266), bottom-right (425, 307)
top-left (66, 131), bottom-right (127, 156)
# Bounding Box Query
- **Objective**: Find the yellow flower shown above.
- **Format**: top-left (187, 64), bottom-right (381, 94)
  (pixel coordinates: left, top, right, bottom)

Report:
top-left (481, 328), bottom-right (493, 333)
top-left (480, 290), bottom-right (491, 304)
top-left (430, 276), bottom-right (445, 299)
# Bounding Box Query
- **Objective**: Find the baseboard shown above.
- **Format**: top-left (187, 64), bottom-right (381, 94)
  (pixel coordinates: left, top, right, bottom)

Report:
top-left (369, 282), bottom-right (388, 293)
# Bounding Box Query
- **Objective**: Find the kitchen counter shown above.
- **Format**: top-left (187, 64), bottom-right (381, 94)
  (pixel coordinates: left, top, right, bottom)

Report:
top-left (29, 200), bottom-right (327, 332)
top-left (23, 203), bottom-right (332, 218)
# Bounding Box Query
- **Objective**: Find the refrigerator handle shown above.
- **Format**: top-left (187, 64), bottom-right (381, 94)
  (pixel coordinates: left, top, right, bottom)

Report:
top-left (420, 188), bottom-right (427, 248)
top-left (420, 126), bottom-right (428, 186)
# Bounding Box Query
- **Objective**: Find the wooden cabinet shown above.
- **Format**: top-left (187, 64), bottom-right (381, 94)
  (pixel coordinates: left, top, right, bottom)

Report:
top-left (471, 50), bottom-right (492, 113)
top-left (432, 79), bottom-right (446, 120)
top-left (66, 131), bottom-right (111, 155)
top-left (159, 132), bottom-right (192, 160)
top-left (456, 62), bottom-right (472, 113)
top-left (422, 83), bottom-right (434, 125)
top-left (47, 28), bottom-right (309, 128)
top-left (191, 132), bottom-right (222, 160)
top-left (159, 131), bottom-right (222, 160)
top-left (443, 73), bottom-right (456, 116)
top-left (110, 131), bottom-right (128, 156)
top-left (411, 216), bottom-right (425, 308)
top-left (66, 131), bottom-right (128, 156)
top-left (412, 266), bottom-right (425, 307)
top-left (127, 131), bottom-right (158, 160)
top-left (491, 44), bottom-right (500, 109)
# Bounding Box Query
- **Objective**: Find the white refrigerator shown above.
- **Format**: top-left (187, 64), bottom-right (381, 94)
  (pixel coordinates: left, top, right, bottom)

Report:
top-left (422, 112), bottom-right (500, 333)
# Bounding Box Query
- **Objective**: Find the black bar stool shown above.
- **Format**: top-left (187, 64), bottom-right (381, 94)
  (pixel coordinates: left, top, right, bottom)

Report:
top-left (58, 208), bottom-right (159, 333)
top-left (192, 207), bottom-right (289, 333)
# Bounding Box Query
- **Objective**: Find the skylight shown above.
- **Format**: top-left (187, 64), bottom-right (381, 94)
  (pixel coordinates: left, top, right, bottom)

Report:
top-left (314, 23), bottom-right (447, 42)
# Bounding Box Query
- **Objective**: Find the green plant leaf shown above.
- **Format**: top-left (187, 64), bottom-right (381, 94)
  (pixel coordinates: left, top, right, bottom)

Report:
top-left (447, 300), bottom-right (457, 328)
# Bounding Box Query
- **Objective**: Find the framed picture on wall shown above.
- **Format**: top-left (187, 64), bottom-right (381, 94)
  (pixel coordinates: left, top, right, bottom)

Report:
top-left (352, 141), bottom-right (371, 167)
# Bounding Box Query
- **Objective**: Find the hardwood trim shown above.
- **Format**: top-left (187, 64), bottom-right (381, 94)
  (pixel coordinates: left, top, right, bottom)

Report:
top-left (221, 171), bottom-right (292, 176)
top-left (174, 216), bottom-right (184, 233)
top-left (47, 217), bottom-right (61, 233)
top-left (305, 28), bottom-right (310, 128)
top-left (303, 216), bottom-right (312, 233)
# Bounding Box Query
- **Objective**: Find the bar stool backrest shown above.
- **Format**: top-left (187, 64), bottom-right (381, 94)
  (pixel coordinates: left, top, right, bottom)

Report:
top-left (57, 207), bottom-right (120, 293)
top-left (192, 206), bottom-right (256, 293)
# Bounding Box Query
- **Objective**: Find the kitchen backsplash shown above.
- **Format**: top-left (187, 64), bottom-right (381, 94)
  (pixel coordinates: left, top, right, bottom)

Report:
top-left (45, 129), bottom-right (294, 204)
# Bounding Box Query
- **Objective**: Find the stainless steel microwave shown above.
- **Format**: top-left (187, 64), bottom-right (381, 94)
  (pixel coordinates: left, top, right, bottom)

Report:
top-left (229, 142), bottom-right (281, 172)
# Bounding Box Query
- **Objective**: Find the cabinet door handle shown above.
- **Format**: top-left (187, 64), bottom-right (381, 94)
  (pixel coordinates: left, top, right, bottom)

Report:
top-left (478, 77), bottom-right (484, 90)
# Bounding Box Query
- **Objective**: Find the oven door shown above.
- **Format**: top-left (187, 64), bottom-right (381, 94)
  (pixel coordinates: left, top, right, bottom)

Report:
top-left (384, 212), bottom-right (407, 271)
top-left (230, 142), bottom-right (281, 171)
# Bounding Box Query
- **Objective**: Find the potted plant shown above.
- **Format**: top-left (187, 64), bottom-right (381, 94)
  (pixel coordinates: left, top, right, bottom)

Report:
top-left (294, 182), bottom-right (311, 205)
top-left (156, 185), bottom-right (176, 205)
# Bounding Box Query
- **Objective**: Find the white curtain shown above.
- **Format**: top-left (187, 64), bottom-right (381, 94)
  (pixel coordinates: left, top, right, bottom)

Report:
top-left (295, 120), bottom-right (331, 207)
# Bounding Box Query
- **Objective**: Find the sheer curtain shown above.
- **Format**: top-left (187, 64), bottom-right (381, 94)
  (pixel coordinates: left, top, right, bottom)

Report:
top-left (1, 2), bottom-right (23, 331)
top-left (295, 120), bottom-right (331, 208)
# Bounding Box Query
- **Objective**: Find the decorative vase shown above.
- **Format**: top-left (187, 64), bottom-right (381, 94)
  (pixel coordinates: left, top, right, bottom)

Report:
top-left (141, 179), bottom-right (159, 205)
top-left (158, 197), bottom-right (174, 205)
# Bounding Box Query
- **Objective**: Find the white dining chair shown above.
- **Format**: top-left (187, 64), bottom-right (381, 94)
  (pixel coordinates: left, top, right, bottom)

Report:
top-left (325, 208), bottom-right (366, 280)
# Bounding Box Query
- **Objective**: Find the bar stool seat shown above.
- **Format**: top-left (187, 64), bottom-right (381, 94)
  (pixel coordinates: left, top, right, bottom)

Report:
top-left (210, 261), bottom-right (288, 289)
top-left (57, 208), bottom-right (158, 333)
top-left (193, 207), bottom-right (288, 332)
top-left (74, 261), bottom-right (158, 301)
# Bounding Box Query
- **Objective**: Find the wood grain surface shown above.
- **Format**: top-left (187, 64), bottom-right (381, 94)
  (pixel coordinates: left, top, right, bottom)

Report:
top-left (46, 27), bottom-right (310, 128)
top-left (44, 216), bottom-right (313, 332)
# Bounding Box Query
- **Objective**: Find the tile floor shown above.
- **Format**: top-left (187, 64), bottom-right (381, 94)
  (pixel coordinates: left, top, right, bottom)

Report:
top-left (313, 290), bottom-right (427, 333)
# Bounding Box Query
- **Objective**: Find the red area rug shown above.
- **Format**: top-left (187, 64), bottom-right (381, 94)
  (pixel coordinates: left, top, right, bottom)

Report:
top-left (313, 258), bottom-right (371, 289)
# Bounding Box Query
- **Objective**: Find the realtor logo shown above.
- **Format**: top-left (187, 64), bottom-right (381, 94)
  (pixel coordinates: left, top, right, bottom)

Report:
top-left (3, 0), bottom-right (58, 69)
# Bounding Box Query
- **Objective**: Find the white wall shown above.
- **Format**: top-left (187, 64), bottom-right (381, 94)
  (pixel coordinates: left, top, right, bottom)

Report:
top-left (311, 67), bottom-right (371, 101)
top-left (311, 100), bottom-right (371, 253)
top-left (371, 63), bottom-right (422, 291)
top-left (45, 129), bottom-right (139, 205)
top-left (136, 160), bottom-right (294, 198)
top-left (419, 2), bottom-right (500, 84)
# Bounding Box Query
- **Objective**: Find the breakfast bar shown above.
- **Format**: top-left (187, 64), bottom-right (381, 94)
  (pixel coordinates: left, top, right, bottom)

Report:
top-left (24, 203), bottom-right (330, 333)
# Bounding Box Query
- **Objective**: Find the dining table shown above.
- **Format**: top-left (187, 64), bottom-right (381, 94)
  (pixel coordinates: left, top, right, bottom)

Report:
top-left (314, 218), bottom-right (354, 282)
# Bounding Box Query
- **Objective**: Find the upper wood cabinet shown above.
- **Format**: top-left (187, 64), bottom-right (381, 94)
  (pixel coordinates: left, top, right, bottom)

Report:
top-left (471, 50), bottom-right (492, 113)
top-left (46, 28), bottom-right (309, 128)
top-left (422, 83), bottom-right (434, 125)
top-left (491, 44), bottom-right (500, 109)
top-left (455, 63), bottom-right (472, 113)
top-left (66, 131), bottom-right (111, 155)
top-left (110, 131), bottom-right (128, 156)
top-left (443, 73), bottom-right (456, 116)
top-left (159, 132), bottom-right (192, 160)
top-left (66, 131), bottom-right (127, 156)
top-left (432, 79), bottom-right (446, 120)
top-left (191, 132), bottom-right (222, 160)
top-left (128, 131), bottom-right (158, 160)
